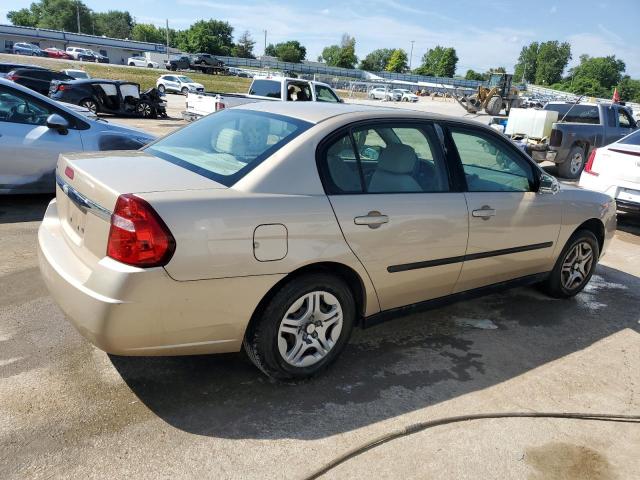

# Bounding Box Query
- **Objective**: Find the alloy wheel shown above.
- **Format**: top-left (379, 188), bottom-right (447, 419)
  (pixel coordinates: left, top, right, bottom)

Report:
top-left (137, 102), bottom-right (152, 118)
top-left (277, 291), bottom-right (343, 368)
top-left (569, 152), bottom-right (584, 176)
top-left (80, 100), bottom-right (97, 113)
top-left (561, 241), bottom-right (594, 291)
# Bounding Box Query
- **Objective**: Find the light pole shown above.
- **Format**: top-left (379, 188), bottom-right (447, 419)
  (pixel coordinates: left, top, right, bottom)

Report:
top-left (263, 29), bottom-right (267, 56)
top-left (409, 40), bottom-right (415, 70)
top-left (76, 1), bottom-right (81, 33)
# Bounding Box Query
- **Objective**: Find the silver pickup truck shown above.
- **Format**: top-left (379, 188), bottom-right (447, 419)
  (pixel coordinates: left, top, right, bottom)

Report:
top-left (530, 102), bottom-right (638, 178)
top-left (183, 77), bottom-right (343, 121)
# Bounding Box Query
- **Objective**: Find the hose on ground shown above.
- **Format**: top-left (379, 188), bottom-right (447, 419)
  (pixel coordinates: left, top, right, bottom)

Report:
top-left (301, 412), bottom-right (640, 480)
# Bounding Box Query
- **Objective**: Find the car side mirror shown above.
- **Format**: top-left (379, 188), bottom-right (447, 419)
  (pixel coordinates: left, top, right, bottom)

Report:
top-left (538, 172), bottom-right (559, 195)
top-left (46, 114), bottom-right (69, 135)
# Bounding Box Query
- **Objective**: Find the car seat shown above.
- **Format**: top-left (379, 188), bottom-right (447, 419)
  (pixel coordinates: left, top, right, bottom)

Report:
top-left (368, 144), bottom-right (421, 192)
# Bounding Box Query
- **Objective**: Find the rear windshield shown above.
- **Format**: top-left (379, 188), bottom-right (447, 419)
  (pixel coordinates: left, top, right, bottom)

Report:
top-left (146, 110), bottom-right (311, 186)
top-left (543, 104), bottom-right (601, 124)
top-left (249, 80), bottom-right (281, 98)
top-left (619, 129), bottom-right (640, 145)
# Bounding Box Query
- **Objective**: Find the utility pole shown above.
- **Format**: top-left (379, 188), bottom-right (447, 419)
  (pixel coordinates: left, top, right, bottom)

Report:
top-left (263, 29), bottom-right (267, 56)
top-left (76, 1), bottom-right (81, 33)
top-left (409, 40), bottom-right (415, 69)
top-left (166, 19), bottom-right (170, 62)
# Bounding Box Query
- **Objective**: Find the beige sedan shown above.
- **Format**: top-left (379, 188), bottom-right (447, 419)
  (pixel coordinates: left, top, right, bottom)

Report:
top-left (38, 102), bottom-right (616, 379)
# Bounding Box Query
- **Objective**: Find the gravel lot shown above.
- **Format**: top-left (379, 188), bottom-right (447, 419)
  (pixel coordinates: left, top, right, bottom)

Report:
top-left (1, 95), bottom-right (639, 479)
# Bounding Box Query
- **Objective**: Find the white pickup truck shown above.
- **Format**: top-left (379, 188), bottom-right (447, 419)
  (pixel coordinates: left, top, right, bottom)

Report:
top-left (183, 77), bottom-right (343, 120)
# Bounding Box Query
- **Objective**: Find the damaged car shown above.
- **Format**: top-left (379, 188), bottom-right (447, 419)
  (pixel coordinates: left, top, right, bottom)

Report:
top-left (0, 78), bottom-right (155, 194)
top-left (49, 79), bottom-right (167, 118)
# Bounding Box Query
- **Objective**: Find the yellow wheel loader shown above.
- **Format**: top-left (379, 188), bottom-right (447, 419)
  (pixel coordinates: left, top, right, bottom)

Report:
top-left (458, 73), bottom-right (521, 116)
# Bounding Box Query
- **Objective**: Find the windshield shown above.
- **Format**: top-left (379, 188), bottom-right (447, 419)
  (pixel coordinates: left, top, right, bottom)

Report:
top-left (146, 109), bottom-right (312, 186)
top-left (177, 76), bottom-right (195, 83)
top-left (619, 129), bottom-right (640, 146)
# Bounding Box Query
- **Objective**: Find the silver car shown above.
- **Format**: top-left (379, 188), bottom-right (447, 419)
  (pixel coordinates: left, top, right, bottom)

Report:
top-left (38, 102), bottom-right (616, 380)
top-left (0, 79), bottom-right (155, 194)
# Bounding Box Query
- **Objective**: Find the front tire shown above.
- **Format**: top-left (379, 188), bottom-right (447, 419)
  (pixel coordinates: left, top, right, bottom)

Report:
top-left (558, 146), bottom-right (586, 179)
top-left (157, 84), bottom-right (165, 94)
top-left (243, 273), bottom-right (355, 380)
top-left (542, 229), bottom-right (599, 298)
top-left (485, 95), bottom-right (503, 115)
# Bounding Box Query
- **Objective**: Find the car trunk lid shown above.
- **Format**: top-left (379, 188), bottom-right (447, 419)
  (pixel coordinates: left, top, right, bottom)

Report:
top-left (56, 151), bottom-right (225, 263)
top-left (599, 144), bottom-right (640, 183)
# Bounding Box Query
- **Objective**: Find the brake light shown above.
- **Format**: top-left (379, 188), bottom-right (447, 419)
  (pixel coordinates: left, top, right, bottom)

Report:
top-left (584, 149), bottom-right (599, 176)
top-left (64, 166), bottom-right (74, 179)
top-left (57, 84), bottom-right (71, 91)
top-left (215, 101), bottom-right (226, 111)
top-left (107, 194), bottom-right (175, 268)
top-left (549, 129), bottom-right (563, 147)
top-left (6, 73), bottom-right (18, 81)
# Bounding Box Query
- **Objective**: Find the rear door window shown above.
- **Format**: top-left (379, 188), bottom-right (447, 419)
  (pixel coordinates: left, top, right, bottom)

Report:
top-left (315, 85), bottom-right (340, 103)
top-left (618, 108), bottom-right (634, 128)
top-left (249, 80), bottom-right (281, 99)
top-left (544, 104), bottom-right (600, 124)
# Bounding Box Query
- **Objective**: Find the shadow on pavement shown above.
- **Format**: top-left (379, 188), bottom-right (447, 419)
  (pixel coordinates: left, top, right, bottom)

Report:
top-left (110, 264), bottom-right (640, 440)
top-left (0, 194), bottom-right (52, 224)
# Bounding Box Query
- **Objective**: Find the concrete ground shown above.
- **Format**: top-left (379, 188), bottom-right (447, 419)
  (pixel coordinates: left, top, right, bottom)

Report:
top-left (1, 95), bottom-right (640, 479)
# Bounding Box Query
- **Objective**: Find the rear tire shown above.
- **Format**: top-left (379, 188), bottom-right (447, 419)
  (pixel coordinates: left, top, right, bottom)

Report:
top-left (243, 273), bottom-right (355, 380)
top-left (485, 95), bottom-right (503, 116)
top-left (128, 62), bottom-right (135, 67)
top-left (558, 146), bottom-right (586, 179)
top-left (541, 229), bottom-right (599, 298)
top-left (181, 87), bottom-right (189, 95)
top-left (79, 99), bottom-right (98, 114)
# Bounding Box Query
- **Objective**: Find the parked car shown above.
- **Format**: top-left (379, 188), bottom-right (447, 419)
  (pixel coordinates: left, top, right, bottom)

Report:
top-left (86, 50), bottom-right (109, 63)
top-left (12, 42), bottom-right (45, 56)
top-left (43, 47), bottom-right (73, 60)
top-left (156, 74), bottom-right (204, 95)
top-left (128, 56), bottom-right (159, 68)
top-left (368, 87), bottom-right (401, 101)
top-left (66, 47), bottom-right (96, 62)
top-left (525, 102), bottom-right (638, 179)
top-left (0, 78), bottom-right (155, 194)
top-left (393, 89), bottom-right (419, 102)
top-left (579, 128), bottom-right (640, 214)
top-left (0, 62), bottom-right (46, 79)
top-left (6, 68), bottom-right (74, 96)
top-left (184, 77), bottom-right (342, 120)
top-left (61, 69), bottom-right (91, 80)
top-left (227, 67), bottom-right (251, 78)
top-left (38, 102), bottom-right (616, 380)
top-left (49, 79), bottom-right (167, 118)
top-left (165, 54), bottom-right (226, 74)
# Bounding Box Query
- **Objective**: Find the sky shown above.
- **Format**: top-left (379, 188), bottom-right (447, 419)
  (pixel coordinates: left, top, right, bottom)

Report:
top-left (2, 0), bottom-right (639, 77)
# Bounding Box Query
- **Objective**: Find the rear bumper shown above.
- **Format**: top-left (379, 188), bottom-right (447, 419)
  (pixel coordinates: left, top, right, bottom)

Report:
top-left (38, 199), bottom-right (284, 356)
top-left (578, 175), bottom-right (640, 213)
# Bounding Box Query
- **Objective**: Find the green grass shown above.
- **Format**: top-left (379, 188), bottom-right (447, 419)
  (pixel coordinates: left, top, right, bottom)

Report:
top-left (0, 53), bottom-right (252, 92)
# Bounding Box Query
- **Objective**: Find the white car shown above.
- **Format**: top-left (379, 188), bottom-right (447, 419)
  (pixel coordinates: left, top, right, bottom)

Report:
top-left (393, 89), bottom-right (419, 102)
top-left (368, 87), bottom-right (400, 101)
top-left (65, 47), bottom-right (92, 61)
top-left (128, 56), bottom-right (159, 68)
top-left (156, 74), bottom-right (204, 95)
top-left (579, 129), bottom-right (640, 214)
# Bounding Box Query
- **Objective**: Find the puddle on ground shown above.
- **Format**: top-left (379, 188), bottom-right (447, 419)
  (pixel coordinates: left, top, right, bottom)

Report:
top-left (453, 318), bottom-right (498, 330)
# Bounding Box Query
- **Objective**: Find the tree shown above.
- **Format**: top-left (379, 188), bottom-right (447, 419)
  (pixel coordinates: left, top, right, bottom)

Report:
top-left (320, 34), bottom-right (358, 68)
top-left (232, 30), bottom-right (255, 58)
top-left (8, 0), bottom-right (93, 33)
top-left (131, 23), bottom-right (165, 44)
top-left (414, 46), bottom-right (458, 77)
top-left (360, 48), bottom-right (394, 71)
top-left (266, 41), bottom-right (306, 62)
top-left (91, 10), bottom-right (133, 38)
top-left (177, 19), bottom-right (234, 55)
top-left (385, 49), bottom-right (408, 73)
top-left (618, 76), bottom-right (640, 103)
top-left (464, 69), bottom-right (485, 81)
top-left (569, 55), bottom-right (626, 91)
top-left (534, 41), bottom-right (571, 85)
top-left (513, 42), bottom-right (539, 83)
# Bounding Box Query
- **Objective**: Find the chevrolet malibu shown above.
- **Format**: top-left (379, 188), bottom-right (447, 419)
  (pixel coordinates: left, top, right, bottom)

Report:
top-left (38, 102), bottom-right (616, 379)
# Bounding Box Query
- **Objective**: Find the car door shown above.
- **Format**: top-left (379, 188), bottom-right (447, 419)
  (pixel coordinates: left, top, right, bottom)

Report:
top-left (0, 85), bottom-right (84, 193)
top-left (321, 121), bottom-right (469, 311)
top-left (447, 125), bottom-right (561, 293)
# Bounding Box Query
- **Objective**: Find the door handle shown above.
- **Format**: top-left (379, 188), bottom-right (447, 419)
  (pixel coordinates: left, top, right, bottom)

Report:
top-left (354, 211), bottom-right (389, 229)
top-left (472, 206), bottom-right (496, 220)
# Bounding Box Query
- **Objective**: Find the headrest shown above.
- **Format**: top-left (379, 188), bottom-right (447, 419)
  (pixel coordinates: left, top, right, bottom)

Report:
top-left (214, 128), bottom-right (244, 155)
top-left (377, 144), bottom-right (417, 174)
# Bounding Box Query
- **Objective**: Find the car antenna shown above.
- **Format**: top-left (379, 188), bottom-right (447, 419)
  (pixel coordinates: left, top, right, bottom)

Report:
top-left (559, 95), bottom-right (585, 123)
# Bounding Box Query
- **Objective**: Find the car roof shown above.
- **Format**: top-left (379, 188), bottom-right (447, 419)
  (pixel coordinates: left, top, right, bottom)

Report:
top-left (235, 101), bottom-right (459, 125)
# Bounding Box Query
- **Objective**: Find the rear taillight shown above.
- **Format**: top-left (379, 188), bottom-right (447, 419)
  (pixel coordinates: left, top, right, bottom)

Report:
top-left (584, 149), bottom-right (599, 176)
top-left (107, 194), bottom-right (175, 268)
top-left (215, 101), bottom-right (226, 111)
top-left (6, 74), bottom-right (18, 81)
top-left (57, 84), bottom-right (71, 91)
top-left (549, 129), bottom-right (563, 147)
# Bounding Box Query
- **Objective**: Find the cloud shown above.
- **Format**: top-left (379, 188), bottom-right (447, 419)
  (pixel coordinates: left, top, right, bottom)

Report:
top-left (567, 32), bottom-right (640, 76)
top-left (550, 5), bottom-right (557, 13)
